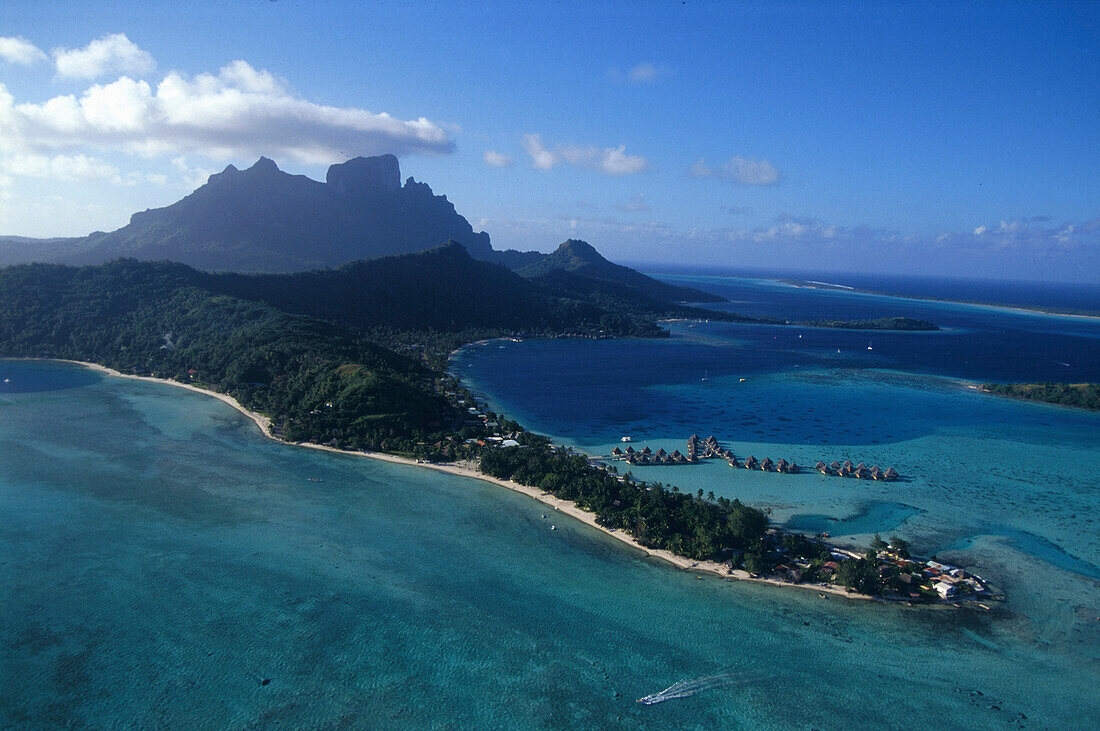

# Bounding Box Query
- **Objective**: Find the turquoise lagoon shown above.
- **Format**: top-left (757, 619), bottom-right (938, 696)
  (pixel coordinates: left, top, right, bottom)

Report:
top-left (3, 276), bottom-right (1099, 729)
top-left (448, 284), bottom-right (1100, 727)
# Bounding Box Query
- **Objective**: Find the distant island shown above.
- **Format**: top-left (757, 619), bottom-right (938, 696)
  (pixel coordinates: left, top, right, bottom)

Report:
top-left (981, 383), bottom-right (1100, 411)
top-left (801, 317), bottom-right (938, 331)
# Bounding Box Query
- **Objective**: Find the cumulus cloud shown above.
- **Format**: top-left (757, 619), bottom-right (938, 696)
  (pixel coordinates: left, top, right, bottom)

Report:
top-left (947, 218), bottom-right (1093, 253)
top-left (0, 153), bottom-right (117, 181)
top-left (522, 133), bottom-right (649, 175)
top-left (0, 36), bottom-right (47, 66)
top-left (483, 149), bottom-right (512, 168)
top-left (0, 60), bottom-right (455, 166)
top-left (689, 156), bottom-right (782, 185)
top-left (53, 33), bottom-right (156, 80)
top-left (522, 134), bottom-right (556, 170)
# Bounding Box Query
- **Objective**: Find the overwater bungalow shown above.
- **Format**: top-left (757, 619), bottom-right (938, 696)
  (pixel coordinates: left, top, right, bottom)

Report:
top-left (786, 461), bottom-right (800, 474)
top-left (656, 448), bottom-right (667, 458)
top-left (776, 458), bottom-right (788, 473)
top-left (884, 467), bottom-right (899, 481)
top-left (816, 460), bottom-right (828, 474)
top-left (829, 461), bottom-right (841, 473)
top-left (744, 455), bottom-right (759, 469)
top-left (625, 446), bottom-right (636, 454)
top-left (641, 446), bottom-right (652, 455)
top-left (870, 466), bottom-right (884, 480)
top-left (761, 457), bottom-right (775, 471)
top-left (727, 456), bottom-right (740, 468)
top-left (611, 447), bottom-right (623, 457)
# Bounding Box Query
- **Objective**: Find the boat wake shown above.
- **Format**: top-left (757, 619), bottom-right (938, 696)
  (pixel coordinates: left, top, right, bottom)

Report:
top-left (636, 673), bottom-right (742, 705)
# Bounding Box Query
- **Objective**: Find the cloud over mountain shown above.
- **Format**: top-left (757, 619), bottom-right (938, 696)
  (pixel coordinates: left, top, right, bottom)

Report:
top-left (0, 58), bottom-right (455, 169)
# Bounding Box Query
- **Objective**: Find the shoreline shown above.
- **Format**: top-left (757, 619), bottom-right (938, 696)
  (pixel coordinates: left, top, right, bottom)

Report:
top-left (58, 358), bottom-right (875, 603)
top-left (778, 280), bottom-right (1100, 322)
top-left (647, 271), bottom-right (1100, 321)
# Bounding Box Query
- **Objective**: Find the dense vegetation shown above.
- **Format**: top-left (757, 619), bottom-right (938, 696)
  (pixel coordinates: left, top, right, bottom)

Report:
top-left (199, 242), bottom-right (669, 337)
top-left (0, 261), bottom-right (458, 452)
top-left (479, 442), bottom-right (767, 560)
top-left (801, 317), bottom-right (939, 331)
top-left (981, 382), bottom-right (1100, 411)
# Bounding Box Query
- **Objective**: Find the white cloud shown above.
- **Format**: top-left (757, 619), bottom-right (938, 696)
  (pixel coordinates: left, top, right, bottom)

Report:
top-left (522, 134), bottom-right (556, 170)
top-left (689, 156), bottom-right (782, 185)
top-left (53, 33), bottom-right (156, 80)
top-left (0, 36), bottom-right (47, 66)
top-left (0, 153), bottom-right (118, 181)
top-left (522, 134), bottom-right (649, 175)
top-left (483, 150), bottom-right (512, 168)
top-left (0, 60), bottom-right (455, 165)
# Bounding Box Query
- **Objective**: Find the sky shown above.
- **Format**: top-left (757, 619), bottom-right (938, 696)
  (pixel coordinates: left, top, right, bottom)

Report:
top-left (0, 1), bottom-right (1097, 283)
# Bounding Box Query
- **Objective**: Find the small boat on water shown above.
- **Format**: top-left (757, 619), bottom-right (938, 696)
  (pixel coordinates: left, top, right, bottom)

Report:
top-left (621, 436), bottom-right (633, 442)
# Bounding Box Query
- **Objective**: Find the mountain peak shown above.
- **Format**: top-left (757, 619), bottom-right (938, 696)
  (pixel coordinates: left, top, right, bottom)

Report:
top-left (555, 239), bottom-right (604, 262)
top-left (327, 154), bottom-right (401, 195)
top-left (248, 156), bottom-right (281, 175)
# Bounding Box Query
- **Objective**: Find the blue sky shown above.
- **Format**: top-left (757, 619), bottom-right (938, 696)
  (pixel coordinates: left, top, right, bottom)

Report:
top-left (1, 1), bottom-right (1097, 282)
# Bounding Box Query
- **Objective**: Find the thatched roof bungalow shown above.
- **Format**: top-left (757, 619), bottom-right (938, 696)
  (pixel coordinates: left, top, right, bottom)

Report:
top-left (611, 447), bottom-right (623, 456)
top-left (745, 455), bottom-right (759, 469)
top-left (776, 458), bottom-right (788, 473)
top-left (761, 457), bottom-right (775, 471)
top-left (641, 446), bottom-right (652, 455)
top-left (816, 460), bottom-right (828, 473)
top-left (884, 467), bottom-right (899, 481)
